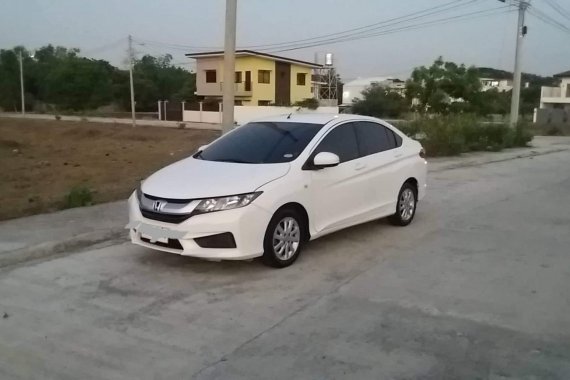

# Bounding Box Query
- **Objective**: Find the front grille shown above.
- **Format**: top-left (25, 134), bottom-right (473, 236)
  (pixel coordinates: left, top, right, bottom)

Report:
top-left (140, 236), bottom-right (183, 250)
top-left (141, 209), bottom-right (192, 224)
top-left (195, 232), bottom-right (237, 249)
top-left (143, 193), bottom-right (192, 204)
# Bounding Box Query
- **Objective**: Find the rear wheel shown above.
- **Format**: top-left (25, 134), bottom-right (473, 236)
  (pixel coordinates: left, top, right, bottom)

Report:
top-left (262, 209), bottom-right (304, 268)
top-left (389, 182), bottom-right (417, 226)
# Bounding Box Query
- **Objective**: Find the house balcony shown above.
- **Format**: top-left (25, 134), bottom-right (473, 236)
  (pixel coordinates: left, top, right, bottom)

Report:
top-left (540, 86), bottom-right (570, 107)
top-left (196, 82), bottom-right (253, 98)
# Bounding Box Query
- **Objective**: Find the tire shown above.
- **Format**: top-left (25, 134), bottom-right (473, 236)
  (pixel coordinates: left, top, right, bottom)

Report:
top-left (389, 182), bottom-right (418, 226)
top-left (262, 208), bottom-right (304, 268)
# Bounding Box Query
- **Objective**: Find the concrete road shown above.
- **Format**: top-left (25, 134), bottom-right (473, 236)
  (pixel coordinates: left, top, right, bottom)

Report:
top-left (1, 151), bottom-right (570, 380)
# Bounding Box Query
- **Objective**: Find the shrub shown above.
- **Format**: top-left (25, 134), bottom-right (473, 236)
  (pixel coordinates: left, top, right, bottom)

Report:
top-left (546, 126), bottom-right (563, 136)
top-left (177, 122), bottom-right (186, 129)
top-left (405, 115), bottom-right (533, 157)
top-left (512, 121), bottom-right (533, 147)
top-left (293, 98), bottom-right (319, 110)
top-left (64, 185), bottom-right (93, 209)
top-left (54, 115), bottom-right (61, 120)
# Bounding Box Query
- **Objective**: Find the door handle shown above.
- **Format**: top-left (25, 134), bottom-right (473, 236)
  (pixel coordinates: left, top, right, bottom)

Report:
top-left (354, 163), bottom-right (366, 171)
top-left (394, 153), bottom-right (403, 158)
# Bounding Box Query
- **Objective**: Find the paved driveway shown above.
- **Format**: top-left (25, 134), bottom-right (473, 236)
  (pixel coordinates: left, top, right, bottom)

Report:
top-left (1, 150), bottom-right (570, 379)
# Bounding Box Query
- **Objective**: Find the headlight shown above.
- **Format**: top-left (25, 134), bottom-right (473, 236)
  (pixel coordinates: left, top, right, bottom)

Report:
top-left (193, 192), bottom-right (262, 215)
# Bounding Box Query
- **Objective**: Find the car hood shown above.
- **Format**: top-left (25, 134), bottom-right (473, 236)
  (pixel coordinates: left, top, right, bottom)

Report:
top-left (141, 157), bottom-right (290, 199)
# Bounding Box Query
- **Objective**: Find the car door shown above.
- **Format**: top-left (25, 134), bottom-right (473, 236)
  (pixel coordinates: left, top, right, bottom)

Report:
top-left (354, 121), bottom-right (402, 216)
top-left (307, 122), bottom-right (373, 233)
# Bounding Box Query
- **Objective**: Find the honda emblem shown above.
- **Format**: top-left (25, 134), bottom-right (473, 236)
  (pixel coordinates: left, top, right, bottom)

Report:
top-left (152, 200), bottom-right (166, 212)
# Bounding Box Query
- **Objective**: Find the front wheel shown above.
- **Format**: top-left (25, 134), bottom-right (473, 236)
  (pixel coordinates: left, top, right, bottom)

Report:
top-left (262, 209), bottom-right (304, 268)
top-left (389, 182), bottom-right (417, 226)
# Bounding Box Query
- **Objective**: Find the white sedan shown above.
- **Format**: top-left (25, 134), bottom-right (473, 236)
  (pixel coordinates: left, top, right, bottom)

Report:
top-left (127, 114), bottom-right (427, 268)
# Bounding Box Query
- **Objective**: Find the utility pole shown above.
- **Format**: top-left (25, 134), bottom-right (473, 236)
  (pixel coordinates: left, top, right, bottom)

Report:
top-left (18, 51), bottom-right (25, 115)
top-left (128, 35), bottom-right (136, 127)
top-left (222, 0), bottom-right (237, 134)
top-left (503, 0), bottom-right (530, 126)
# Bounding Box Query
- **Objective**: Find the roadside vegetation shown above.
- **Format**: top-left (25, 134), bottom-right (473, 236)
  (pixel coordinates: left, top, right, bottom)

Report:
top-left (351, 57), bottom-right (554, 120)
top-left (395, 115), bottom-right (533, 157)
top-left (350, 57), bottom-right (541, 156)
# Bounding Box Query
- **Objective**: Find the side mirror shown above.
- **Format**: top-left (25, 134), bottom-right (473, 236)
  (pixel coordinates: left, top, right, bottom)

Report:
top-left (313, 152), bottom-right (340, 169)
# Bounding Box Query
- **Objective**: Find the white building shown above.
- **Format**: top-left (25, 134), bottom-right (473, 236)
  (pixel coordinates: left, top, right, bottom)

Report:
top-left (535, 70), bottom-right (570, 125)
top-left (540, 71), bottom-right (570, 110)
top-left (342, 76), bottom-right (406, 106)
top-left (480, 78), bottom-right (513, 92)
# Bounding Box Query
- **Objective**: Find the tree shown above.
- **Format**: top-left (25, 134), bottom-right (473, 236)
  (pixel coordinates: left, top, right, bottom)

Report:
top-left (406, 57), bottom-right (482, 114)
top-left (0, 49), bottom-right (22, 111)
top-left (124, 54), bottom-right (197, 110)
top-left (43, 56), bottom-right (114, 110)
top-left (0, 44), bottom-right (197, 113)
top-left (352, 84), bottom-right (408, 118)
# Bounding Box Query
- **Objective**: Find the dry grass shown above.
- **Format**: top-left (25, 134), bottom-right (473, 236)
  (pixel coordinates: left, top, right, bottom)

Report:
top-left (0, 118), bottom-right (219, 220)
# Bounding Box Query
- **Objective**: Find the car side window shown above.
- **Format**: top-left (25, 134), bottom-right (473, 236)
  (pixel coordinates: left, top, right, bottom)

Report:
top-left (392, 130), bottom-right (403, 147)
top-left (313, 123), bottom-right (359, 163)
top-left (354, 121), bottom-right (394, 157)
top-left (385, 128), bottom-right (397, 149)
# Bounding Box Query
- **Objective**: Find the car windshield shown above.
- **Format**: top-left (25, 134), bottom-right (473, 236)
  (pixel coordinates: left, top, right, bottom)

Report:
top-left (197, 122), bottom-right (324, 164)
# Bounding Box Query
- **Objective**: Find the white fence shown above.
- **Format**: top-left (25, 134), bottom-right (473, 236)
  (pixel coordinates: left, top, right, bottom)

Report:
top-left (183, 105), bottom-right (339, 125)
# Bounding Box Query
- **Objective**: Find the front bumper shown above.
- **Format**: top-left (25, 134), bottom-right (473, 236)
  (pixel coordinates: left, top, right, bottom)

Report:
top-left (126, 193), bottom-right (272, 260)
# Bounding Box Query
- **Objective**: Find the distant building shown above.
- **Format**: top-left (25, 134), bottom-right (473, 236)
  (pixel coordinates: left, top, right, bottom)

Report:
top-left (480, 78), bottom-right (513, 92)
top-left (185, 50), bottom-right (322, 106)
top-left (540, 70), bottom-right (570, 110)
top-left (535, 70), bottom-right (570, 125)
top-left (342, 77), bottom-right (406, 106)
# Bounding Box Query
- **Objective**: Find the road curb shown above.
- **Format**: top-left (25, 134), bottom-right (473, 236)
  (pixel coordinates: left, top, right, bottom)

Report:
top-left (429, 147), bottom-right (569, 173)
top-left (0, 228), bottom-right (126, 269)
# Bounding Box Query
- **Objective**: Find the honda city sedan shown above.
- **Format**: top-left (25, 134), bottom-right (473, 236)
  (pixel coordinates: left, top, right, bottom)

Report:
top-left (127, 114), bottom-right (427, 267)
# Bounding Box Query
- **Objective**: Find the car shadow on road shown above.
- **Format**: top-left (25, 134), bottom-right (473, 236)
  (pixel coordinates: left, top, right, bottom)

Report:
top-left (130, 216), bottom-right (414, 277)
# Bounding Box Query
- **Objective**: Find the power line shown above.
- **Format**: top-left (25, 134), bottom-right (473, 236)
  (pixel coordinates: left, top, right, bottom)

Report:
top-left (133, 0), bottom-right (470, 51)
top-left (132, 38), bottom-right (219, 52)
top-left (265, 6), bottom-right (513, 53)
top-left (242, 0), bottom-right (477, 50)
top-left (543, 0), bottom-right (570, 22)
top-left (528, 6), bottom-right (570, 34)
top-left (131, 0), bottom-right (480, 53)
top-left (131, 3), bottom-right (511, 55)
top-left (80, 37), bottom-right (127, 56)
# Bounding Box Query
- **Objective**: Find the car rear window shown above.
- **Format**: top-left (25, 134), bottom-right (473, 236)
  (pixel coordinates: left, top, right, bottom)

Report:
top-left (197, 122), bottom-right (324, 164)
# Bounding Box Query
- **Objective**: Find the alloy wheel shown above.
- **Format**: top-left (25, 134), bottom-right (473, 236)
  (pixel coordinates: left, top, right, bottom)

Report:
top-left (399, 188), bottom-right (416, 221)
top-left (272, 217), bottom-right (301, 260)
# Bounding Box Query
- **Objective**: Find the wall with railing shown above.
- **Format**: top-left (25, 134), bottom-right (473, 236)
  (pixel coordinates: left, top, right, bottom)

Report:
top-left (183, 103), bottom-right (339, 125)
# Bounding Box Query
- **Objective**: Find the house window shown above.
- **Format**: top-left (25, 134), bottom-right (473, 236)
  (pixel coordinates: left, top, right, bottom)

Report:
top-left (235, 71), bottom-right (242, 83)
top-left (205, 70), bottom-right (217, 83)
top-left (258, 70), bottom-right (271, 84)
top-left (258, 100), bottom-right (271, 106)
top-left (297, 73), bottom-right (306, 86)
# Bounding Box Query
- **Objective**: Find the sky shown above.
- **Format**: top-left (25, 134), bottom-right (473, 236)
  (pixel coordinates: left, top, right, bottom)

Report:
top-left (1, 0), bottom-right (569, 81)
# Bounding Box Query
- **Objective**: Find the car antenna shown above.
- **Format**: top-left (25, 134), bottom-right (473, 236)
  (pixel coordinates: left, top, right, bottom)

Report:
top-left (287, 112), bottom-right (292, 119)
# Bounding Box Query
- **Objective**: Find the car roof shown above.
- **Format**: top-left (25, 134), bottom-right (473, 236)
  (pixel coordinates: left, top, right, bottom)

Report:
top-left (248, 113), bottom-right (387, 125)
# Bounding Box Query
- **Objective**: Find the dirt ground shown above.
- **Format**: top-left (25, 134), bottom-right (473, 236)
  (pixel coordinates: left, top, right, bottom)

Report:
top-left (0, 118), bottom-right (219, 220)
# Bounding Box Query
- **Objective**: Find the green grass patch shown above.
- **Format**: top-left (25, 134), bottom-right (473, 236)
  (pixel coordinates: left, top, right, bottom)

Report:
top-left (64, 185), bottom-right (94, 209)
